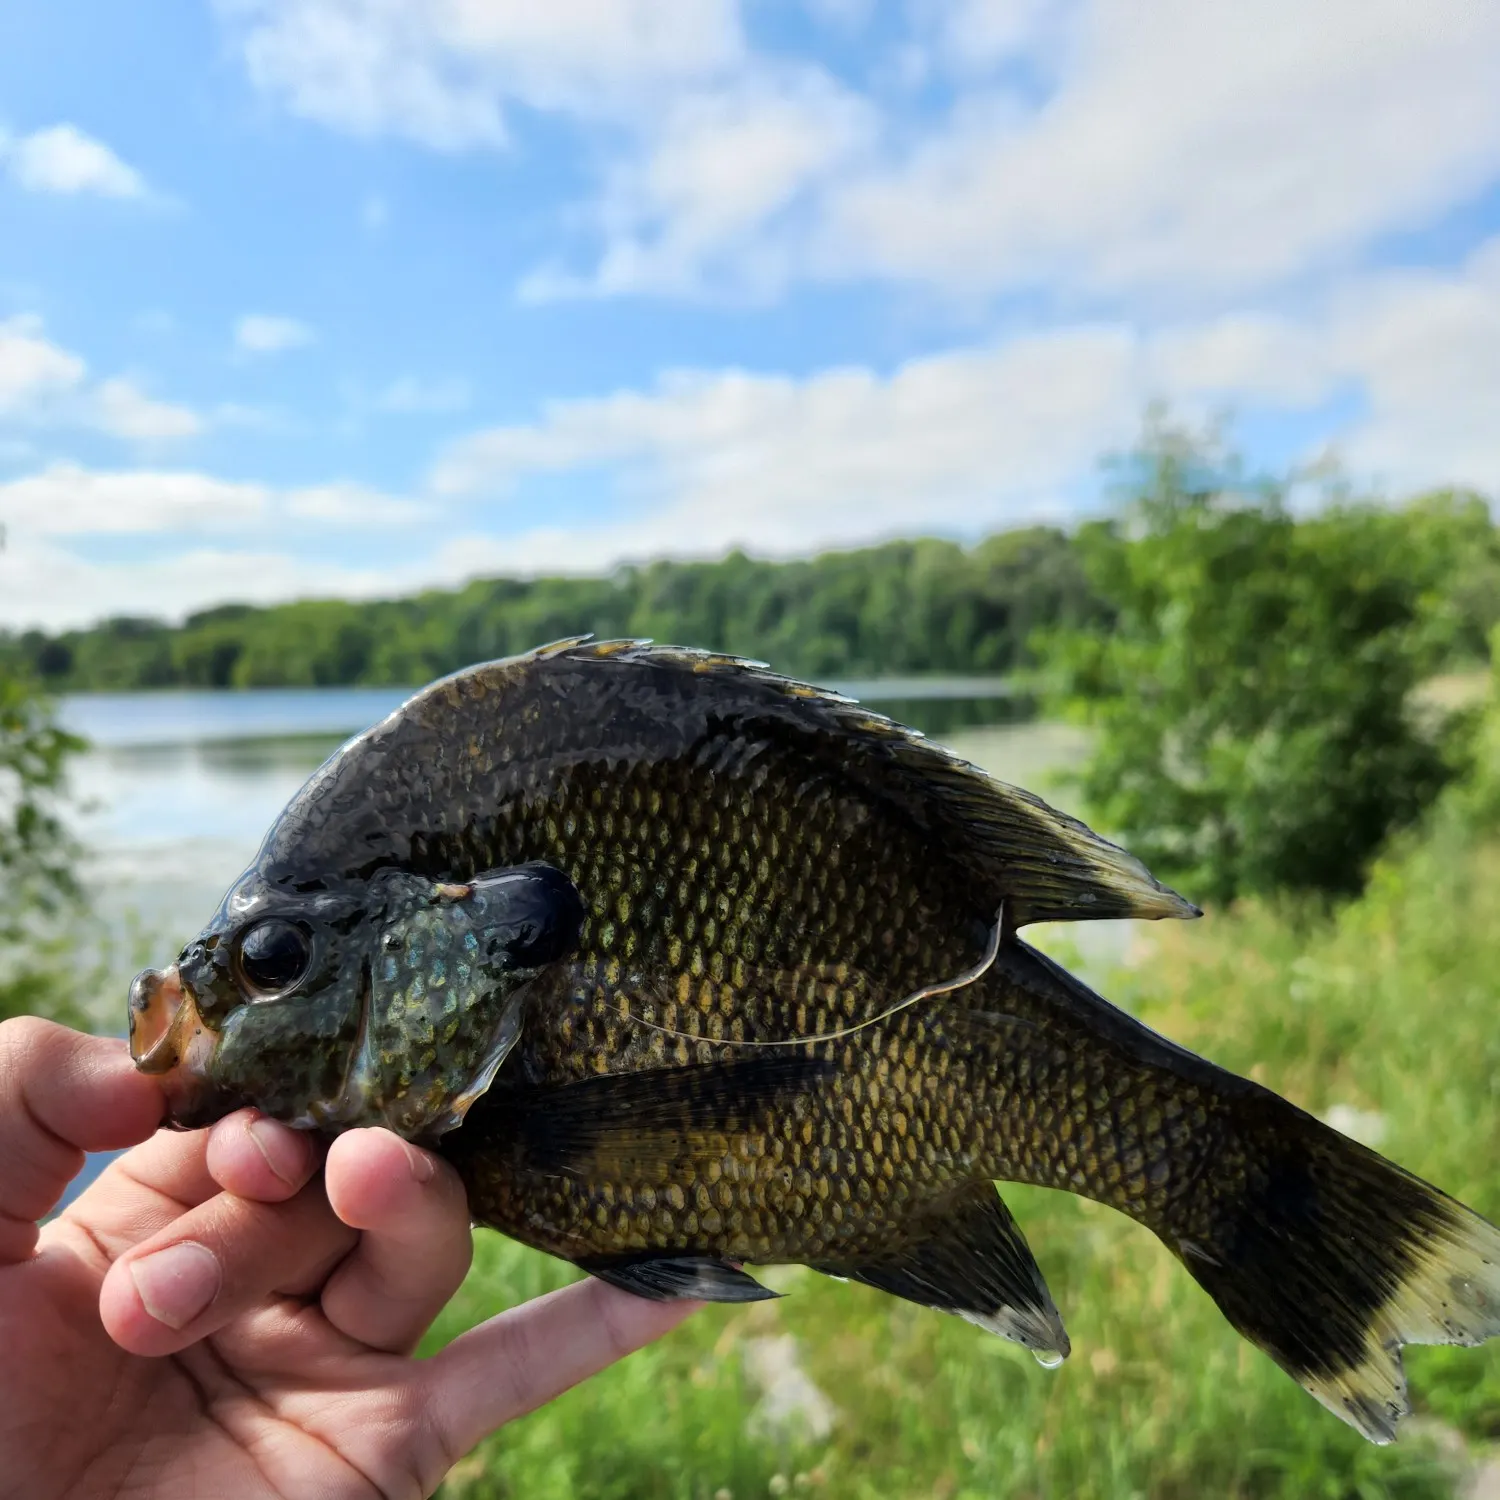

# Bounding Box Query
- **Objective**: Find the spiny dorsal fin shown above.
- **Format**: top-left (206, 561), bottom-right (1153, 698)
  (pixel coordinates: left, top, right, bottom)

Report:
top-left (541, 639), bottom-right (1199, 928)
top-left (289, 637), bottom-right (1197, 928)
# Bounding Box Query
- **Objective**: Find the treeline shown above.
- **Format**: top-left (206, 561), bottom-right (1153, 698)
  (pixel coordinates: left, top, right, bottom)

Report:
top-left (3, 487), bottom-right (1497, 697)
top-left (1, 528), bottom-right (1107, 691)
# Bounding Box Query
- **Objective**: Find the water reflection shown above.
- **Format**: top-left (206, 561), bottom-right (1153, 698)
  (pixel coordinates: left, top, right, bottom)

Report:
top-left (58, 689), bottom-right (409, 749)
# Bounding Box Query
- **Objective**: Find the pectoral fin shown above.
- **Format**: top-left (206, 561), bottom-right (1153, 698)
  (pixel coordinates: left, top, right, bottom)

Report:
top-left (464, 1054), bottom-right (834, 1182)
top-left (814, 1181), bottom-right (1069, 1362)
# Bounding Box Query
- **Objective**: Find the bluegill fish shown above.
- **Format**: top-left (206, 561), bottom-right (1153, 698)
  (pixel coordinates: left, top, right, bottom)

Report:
top-left (128, 640), bottom-right (1500, 1443)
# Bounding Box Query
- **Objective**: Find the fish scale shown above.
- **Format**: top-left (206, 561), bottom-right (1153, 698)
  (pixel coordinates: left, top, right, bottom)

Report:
top-left (130, 639), bottom-right (1500, 1442)
top-left (442, 748), bottom-right (1214, 1268)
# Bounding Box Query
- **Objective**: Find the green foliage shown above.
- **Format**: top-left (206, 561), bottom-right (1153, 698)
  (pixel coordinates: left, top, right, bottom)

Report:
top-left (1034, 424), bottom-right (1478, 904)
top-left (1415, 493), bottom-right (1500, 664)
top-left (0, 530), bottom-right (1103, 693)
top-left (0, 669), bottom-right (83, 936)
top-left (1447, 628), bottom-right (1500, 829)
top-left (0, 666), bottom-right (87, 1024)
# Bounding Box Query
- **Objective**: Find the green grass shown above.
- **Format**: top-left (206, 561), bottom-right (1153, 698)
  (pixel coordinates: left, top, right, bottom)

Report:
top-left (421, 808), bottom-right (1500, 1499)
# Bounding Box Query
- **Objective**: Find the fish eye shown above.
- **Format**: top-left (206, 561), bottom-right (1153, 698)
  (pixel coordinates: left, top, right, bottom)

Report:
top-left (236, 920), bottom-right (312, 998)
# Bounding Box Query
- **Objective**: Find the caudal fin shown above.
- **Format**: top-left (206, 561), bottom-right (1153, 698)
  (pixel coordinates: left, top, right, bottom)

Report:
top-left (1170, 1094), bottom-right (1500, 1442)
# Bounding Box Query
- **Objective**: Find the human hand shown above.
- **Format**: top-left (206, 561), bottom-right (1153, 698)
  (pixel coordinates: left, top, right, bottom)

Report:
top-left (0, 1017), bottom-right (698, 1500)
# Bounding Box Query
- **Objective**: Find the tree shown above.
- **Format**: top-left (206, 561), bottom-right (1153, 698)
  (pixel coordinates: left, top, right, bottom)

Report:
top-left (7, 526), bottom-right (1108, 691)
top-left (1034, 422), bottom-right (1460, 906)
top-left (1453, 626), bottom-right (1500, 830)
top-left (0, 666), bottom-right (87, 1023)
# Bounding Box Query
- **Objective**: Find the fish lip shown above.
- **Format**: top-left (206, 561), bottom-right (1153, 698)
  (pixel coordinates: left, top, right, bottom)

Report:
top-left (129, 965), bottom-right (187, 1073)
top-left (128, 964), bottom-right (221, 1095)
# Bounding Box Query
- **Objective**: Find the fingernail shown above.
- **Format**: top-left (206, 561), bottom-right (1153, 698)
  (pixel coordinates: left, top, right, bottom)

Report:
top-left (247, 1113), bottom-right (304, 1186)
top-left (405, 1144), bottom-right (436, 1184)
top-left (130, 1241), bottom-right (221, 1330)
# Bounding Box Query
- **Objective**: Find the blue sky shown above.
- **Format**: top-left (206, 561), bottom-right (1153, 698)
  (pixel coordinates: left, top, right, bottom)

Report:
top-left (2, 0), bottom-right (1498, 630)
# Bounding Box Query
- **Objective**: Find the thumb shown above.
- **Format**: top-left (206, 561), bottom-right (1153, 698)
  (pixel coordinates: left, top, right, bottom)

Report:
top-left (0, 1018), bottom-right (164, 1263)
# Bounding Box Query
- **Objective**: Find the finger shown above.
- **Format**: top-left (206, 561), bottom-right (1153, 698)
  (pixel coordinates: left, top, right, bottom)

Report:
top-left (417, 1278), bottom-right (700, 1461)
top-left (97, 1176), bottom-right (357, 1356)
top-left (53, 1128), bottom-right (217, 1265)
top-left (0, 1019), bottom-right (164, 1263)
top-left (319, 1129), bottom-right (472, 1353)
top-left (57, 1115), bottom-right (318, 1273)
top-left (205, 1110), bottom-right (322, 1203)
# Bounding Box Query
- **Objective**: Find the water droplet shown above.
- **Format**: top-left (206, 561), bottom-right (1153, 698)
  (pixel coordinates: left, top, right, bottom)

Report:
top-left (1031, 1347), bottom-right (1065, 1370)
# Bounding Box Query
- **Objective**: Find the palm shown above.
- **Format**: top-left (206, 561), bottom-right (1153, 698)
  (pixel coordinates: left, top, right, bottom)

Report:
top-left (0, 1021), bottom-right (696, 1500)
top-left (6, 1227), bottom-right (427, 1499)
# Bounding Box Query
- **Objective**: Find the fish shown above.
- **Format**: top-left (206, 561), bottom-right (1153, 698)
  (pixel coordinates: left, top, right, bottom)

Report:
top-left (127, 638), bottom-right (1500, 1444)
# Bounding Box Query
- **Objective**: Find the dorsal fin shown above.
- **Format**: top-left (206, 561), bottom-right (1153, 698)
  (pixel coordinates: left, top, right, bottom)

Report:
top-left (262, 637), bottom-right (1197, 928)
top-left (535, 640), bottom-right (1198, 927)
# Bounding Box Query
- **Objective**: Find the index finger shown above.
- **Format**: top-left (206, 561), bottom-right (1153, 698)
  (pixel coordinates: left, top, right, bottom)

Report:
top-left (0, 1018), bottom-right (164, 1263)
top-left (412, 1279), bottom-right (700, 1467)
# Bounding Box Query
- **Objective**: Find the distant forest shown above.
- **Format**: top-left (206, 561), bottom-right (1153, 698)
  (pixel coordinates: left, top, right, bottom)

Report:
top-left (4, 495), bottom-right (1497, 693)
top-left (2, 528), bottom-right (1107, 691)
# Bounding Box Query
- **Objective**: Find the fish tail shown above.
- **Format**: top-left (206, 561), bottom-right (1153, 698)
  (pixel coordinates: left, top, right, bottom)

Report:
top-left (1168, 1089), bottom-right (1500, 1442)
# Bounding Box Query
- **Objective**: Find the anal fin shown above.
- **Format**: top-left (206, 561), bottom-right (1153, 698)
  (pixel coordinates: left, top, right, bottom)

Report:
top-left (815, 1182), bottom-right (1068, 1362)
top-left (583, 1254), bottom-right (779, 1304)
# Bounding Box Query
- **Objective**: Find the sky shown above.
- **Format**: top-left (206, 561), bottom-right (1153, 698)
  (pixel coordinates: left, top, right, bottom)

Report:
top-left (1, 0), bottom-right (1499, 632)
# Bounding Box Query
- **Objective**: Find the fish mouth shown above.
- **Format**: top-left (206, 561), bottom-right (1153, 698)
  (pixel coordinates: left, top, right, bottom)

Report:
top-left (128, 964), bottom-right (223, 1124)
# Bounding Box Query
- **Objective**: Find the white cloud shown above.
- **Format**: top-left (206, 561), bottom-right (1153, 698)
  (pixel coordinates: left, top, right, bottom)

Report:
top-left (524, 69), bottom-right (878, 301)
top-left (0, 466), bottom-right (266, 536)
top-left (0, 537), bottom-right (403, 632)
top-left (282, 481), bottom-right (429, 523)
top-left (804, 0), bottom-right (875, 29)
top-left (1148, 316), bottom-right (1338, 408)
top-left (1, 123), bottom-right (148, 198)
top-left (0, 467), bottom-right (425, 546)
top-left (377, 375), bottom-right (471, 413)
top-left (214, 0), bottom-right (1500, 306)
top-left (922, 0), bottom-right (1067, 77)
top-left (1324, 241), bottom-right (1500, 492)
top-left (0, 317), bottom-right (86, 412)
top-left (433, 329), bottom-right (1142, 556)
top-left (0, 319), bottom-right (201, 445)
top-left (810, 0), bottom-right (1500, 301)
top-left (234, 314), bottom-right (316, 354)
top-left (437, 234), bottom-right (1500, 563)
top-left (217, 0), bottom-right (745, 149)
top-left (92, 378), bottom-right (203, 442)
top-left (0, 473), bottom-right (432, 630)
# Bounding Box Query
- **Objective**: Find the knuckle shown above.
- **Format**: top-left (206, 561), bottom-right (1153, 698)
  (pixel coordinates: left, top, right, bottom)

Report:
top-left (592, 1280), bottom-right (634, 1363)
top-left (497, 1311), bottom-right (539, 1415)
top-left (402, 1381), bottom-right (464, 1490)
